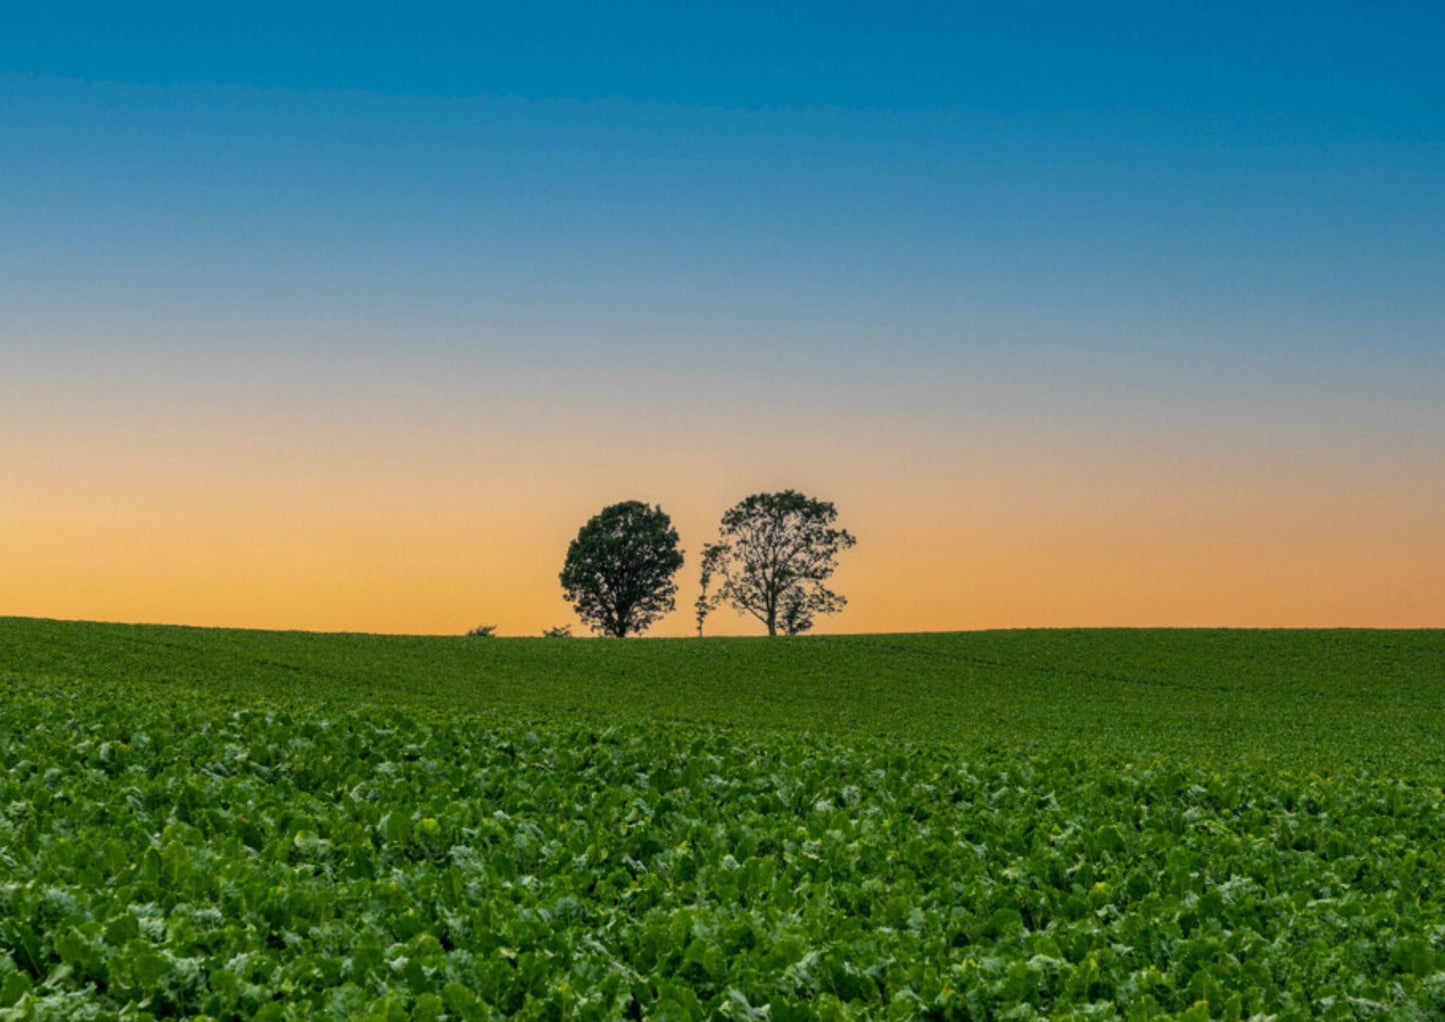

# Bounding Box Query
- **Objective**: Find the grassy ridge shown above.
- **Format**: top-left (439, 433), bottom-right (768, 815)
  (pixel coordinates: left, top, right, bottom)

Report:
top-left (3, 617), bottom-right (1442, 773)
top-left (5, 618), bottom-right (1445, 1018)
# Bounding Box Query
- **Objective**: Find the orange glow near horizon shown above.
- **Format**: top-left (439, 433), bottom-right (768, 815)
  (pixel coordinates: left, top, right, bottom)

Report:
top-left (4, 375), bottom-right (1441, 636)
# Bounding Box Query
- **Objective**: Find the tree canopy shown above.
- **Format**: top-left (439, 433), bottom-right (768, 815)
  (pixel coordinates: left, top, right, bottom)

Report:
top-left (559, 501), bottom-right (684, 637)
top-left (704, 490), bottom-right (856, 636)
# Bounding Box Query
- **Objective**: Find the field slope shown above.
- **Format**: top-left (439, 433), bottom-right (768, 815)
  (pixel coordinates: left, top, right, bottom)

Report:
top-left (3, 618), bottom-right (1445, 1019)
top-left (3, 617), bottom-right (1443, 772)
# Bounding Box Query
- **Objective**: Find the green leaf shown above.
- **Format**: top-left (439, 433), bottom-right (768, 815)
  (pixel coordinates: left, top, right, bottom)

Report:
top-left (0, 973), bottom-right (33, 1009)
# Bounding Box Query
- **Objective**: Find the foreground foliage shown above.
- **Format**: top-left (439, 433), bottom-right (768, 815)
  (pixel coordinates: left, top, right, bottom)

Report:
top-left (3, 683), bottom-right (1444, 1020)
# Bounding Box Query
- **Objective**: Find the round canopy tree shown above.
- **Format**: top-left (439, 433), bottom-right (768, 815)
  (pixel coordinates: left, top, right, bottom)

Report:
top-left (560, 501), bottom-right (684, 637)
top-left (703, 490), bottom-right (856, 636)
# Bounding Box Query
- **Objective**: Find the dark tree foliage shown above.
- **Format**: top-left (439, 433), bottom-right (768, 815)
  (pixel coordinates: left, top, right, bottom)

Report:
top-left (709, 490), bottom-right (856, 636)
top-left (694, 542), bottom-right (730, 637)
top-left (560, 501), bottom-right (684, 638)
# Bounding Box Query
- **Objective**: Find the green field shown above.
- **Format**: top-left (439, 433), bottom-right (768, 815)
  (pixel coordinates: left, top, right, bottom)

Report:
top-left (2, 618), bottom-right (1444, 1019)
top-left (5, 618), bottom-right (1445, 772)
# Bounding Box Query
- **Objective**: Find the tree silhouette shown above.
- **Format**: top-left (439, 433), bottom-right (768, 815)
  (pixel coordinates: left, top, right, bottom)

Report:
top-left (707, 490), bottom-right (856, 636)
top-left (560, 501), bottom-right (684, 637)
top-left (694, 542), bottom-right (729, 636)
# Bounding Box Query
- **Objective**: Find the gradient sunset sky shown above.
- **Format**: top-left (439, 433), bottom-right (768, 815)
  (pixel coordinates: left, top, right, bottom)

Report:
top-left (3, 3), bottom-right (1442, 636)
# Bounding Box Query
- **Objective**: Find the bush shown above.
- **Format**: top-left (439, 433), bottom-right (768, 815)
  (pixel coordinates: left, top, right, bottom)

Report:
top-left (541, 625), bottom-right (573, 638)
top-left (466, 624), bottom-right (498, 638)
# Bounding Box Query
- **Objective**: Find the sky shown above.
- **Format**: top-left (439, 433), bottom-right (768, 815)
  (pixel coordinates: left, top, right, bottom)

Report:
top-left (2, 2), bottom-right (1443, 635)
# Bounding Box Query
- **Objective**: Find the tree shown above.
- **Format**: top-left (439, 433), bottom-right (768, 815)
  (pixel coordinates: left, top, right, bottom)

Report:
top-left (560, 501), bottom-right (684, 637)
top-left (707, 490), bottom-right (856, 636)
top-left (694, 542), bottom-right (729, 636)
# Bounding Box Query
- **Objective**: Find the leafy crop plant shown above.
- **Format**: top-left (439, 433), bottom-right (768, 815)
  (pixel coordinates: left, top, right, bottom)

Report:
top-left (3, 678), bottom-right (1445, 1019)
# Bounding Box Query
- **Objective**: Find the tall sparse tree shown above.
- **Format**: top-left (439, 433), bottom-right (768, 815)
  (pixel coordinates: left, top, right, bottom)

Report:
top-left (708, 490), bottom-right (856, 636)
top-left (694, 542), bottom-right (730, 636)
top-left (560, 501), bottom-right (684, 637)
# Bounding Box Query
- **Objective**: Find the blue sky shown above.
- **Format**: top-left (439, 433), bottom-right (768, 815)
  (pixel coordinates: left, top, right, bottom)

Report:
top-left (5, 6), bottom-right (1441, 396)
top-left (5, 2), bottom-right (1444, 127)
top-left (3, 2), bottom-right (1443, 632)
